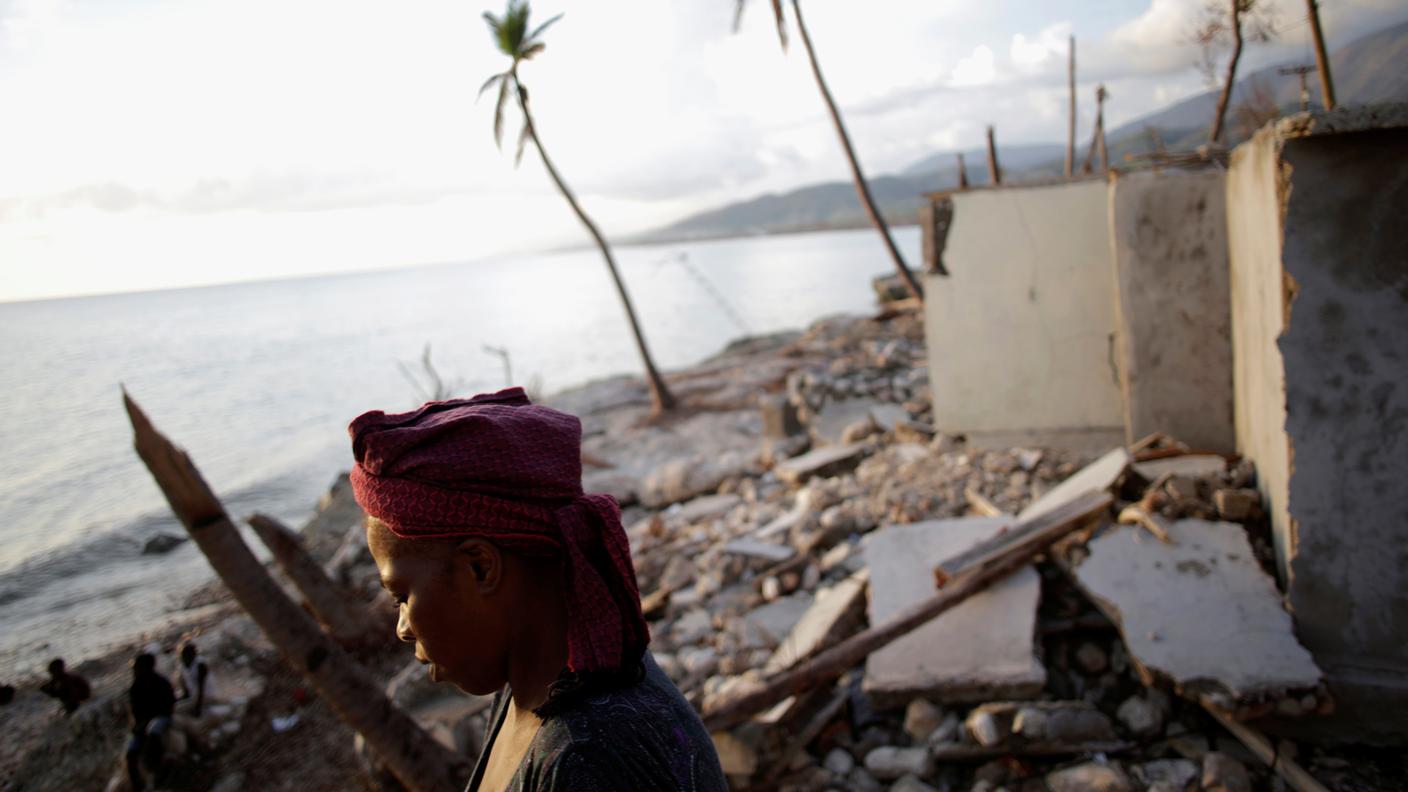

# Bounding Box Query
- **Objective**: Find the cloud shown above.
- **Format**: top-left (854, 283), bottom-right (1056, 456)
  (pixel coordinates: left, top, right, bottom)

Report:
top-left (1011, 22), bottom-right (1072, 72)
top-left (951, 45), bottom-right (997, 87)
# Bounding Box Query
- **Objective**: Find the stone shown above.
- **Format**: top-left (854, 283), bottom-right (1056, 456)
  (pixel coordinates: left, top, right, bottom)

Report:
top-left (1074, 642), bottom-right (1108, 674)
top-left (903, 699), bottom-right (944, 741)
top-left (1069, 519), bottom-right (1323, 710)
top-left (1045, 761), bottom-right (1134, 792)
top-left (868, 404), bottom-right (912, 432)
top-left (1135, 759), bottom-right (1199, 790)
top-left (641, 457), bottom-right (732, 507)
top-left (847, 768), bottom-right (884, 792)
top-left (811, 398), bottom-right (883, 445)
top-left (721, 538), bottom-right (794, 562)
top-left (864, 746), bottom-right (933, 780)
top-left (841, 418), bottom-right (880, 444)
top-left (864, 518), bottom-right (1044, 702)
top-left (966, 709), bottom-right (1007, 747)
top-left (761, 394), bottom-right (804, 438)
top-left (823, 747), bottom-right (855, 776)
top-left (679, 646), bottom-right (718, 675)
top-left (1019, 447), bottom-right (1131, 522)
top-left (1201, 752), bottom-right (1252, 792)
top-left (740, 594), bottom-right (812, 646)
top-left (712, 730), bottom-right (758, 777)
top-left (1116, 691), bottom-right (1168, 738)
top-left (142, 533), bottom-right (187, 555)
top-left (1213, 488), bottom-right (1261, 521)
top-left (774, 442), bottom-right (869, 485)
top-left (1016, 448), bottom-right (1044, 471)
top-left (1131, 454), bottom-right (1227, 481)
top-left (925, 714), bottom-right (960, 748)
top-left (672, 609), bottom-right (713, 645)
top-left (671, 494), bottom-right (742, 524)
top-left (1165, 475), bottom-right (1201, 500)
top-left (889, 775), bottom-right (940, 792)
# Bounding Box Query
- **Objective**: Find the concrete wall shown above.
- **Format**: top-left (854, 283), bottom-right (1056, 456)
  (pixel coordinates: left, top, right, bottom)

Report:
top-left (1109, 169), bottom-right (1235, 452)
top-left (1227, 108), bottom-right (1408, 739)
top-left (922, 180), bottom-right (1124, 446)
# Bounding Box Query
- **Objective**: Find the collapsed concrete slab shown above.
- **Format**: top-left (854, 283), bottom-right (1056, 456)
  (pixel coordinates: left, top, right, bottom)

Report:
top-left (774, 442), bottom-right (868, 485)
top-left (1069, 519), bottom-right (1323, 713)
top-left (765, 570), bottom-right (869, 674)
top-left (864, 517), bottom-right (1045, 704)
top-left (1019, 447), bottom-right (1131, 522)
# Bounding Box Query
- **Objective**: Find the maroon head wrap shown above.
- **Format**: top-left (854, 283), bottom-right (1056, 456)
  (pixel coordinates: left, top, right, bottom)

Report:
top-left (349, 387), bottom-right (649, 674)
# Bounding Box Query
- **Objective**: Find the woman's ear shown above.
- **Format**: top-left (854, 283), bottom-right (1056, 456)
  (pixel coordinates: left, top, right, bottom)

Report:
top-left (454, 538), bottom-right (504, 594)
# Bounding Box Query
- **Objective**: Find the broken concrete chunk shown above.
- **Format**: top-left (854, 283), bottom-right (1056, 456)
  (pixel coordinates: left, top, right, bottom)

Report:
top-left (774, 442), bottom-right (869, 485)
top-left (864, 517), bottom-right (1045, 703)
top-left (889, 775), bottom-right (940, 792)
top-left (721, 538), bottom-right (794, 563)
top-left (1132, 454), bottom-right (1227, 481)
top-left (1201, 752), bottom-right (1252, 792)
top-left (1213, 488), bottom-right (1261, 521)
top-left (1045, 761), bottom-right (1135, 792)
top-left (903, 699), bottom-right (944, 741)
top-left (763, 570), bottom-right (868, 673)
top-left (810, 398), bottom-right (883, 446)
top-left (1116, 690), bottom-right (1169, 738)
top-left (1135, 759), bottom-right (1199, 791)
top-left (1069, 519), bottom-right (1323, 710)
top-left (1019, 447), bottom-right (1131, 522)
top-left (863, 746), bottom-right (933, 780)
top-left (969, 701), bottom-right (1118, 746)
top-left (760, 394), bottom-right (803, 439)
top-left (670, 493), bottom-right (741, 524)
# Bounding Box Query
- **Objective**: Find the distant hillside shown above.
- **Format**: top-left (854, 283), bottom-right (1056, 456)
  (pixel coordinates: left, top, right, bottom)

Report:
top-left (639, 19), bottom-right (1408, 244)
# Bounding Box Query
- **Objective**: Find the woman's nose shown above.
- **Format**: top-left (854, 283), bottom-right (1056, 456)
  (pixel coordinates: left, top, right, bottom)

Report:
top-left (396, 607), bottom-right (415, 643)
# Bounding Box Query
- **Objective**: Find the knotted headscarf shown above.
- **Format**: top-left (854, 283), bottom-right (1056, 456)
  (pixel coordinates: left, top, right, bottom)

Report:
top-left (348, 387), bottom-right (649, 674)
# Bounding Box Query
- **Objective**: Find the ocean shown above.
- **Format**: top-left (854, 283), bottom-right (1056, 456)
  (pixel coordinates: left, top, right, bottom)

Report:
top-left (0, 226), bottom-right (920, 674)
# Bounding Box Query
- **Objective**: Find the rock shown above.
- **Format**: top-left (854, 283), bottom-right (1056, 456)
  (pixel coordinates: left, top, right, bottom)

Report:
top-left (641, 457), bottom-right (734, 507)
top-left (889, 775), bottom-right (940, 792)
top-left (1011, 707), bottom-right (1048, 739)
top-left (672, 609), bottom-right (713, 644)
top-left (721, 538), bottom-right (794, 562)
top-left (774, 442), bottom-right (869, 485)
top-left (761, 394), bottom-right (804, 439)
top-left (1135, 759), bottom-right (1199, 790)
top-left (209, 773), bottom-right (246, 792)
top-left (1165, 475), bottom-right (1201, 501)
top-left (847, 767), bottom-right (884, 792)
top-left (903, 699), bottom-right (944, 741)
top-left (712, 730), bottom-right (758, 777)
top-left (966, 709), bottom-right (1007, 747)
top-left (1201, 752), bottom-right (1252, 792)
top-left (823, 747), bottom-right (856, 776)
top-left (1075, 642), bottom-right (1109, 674)
top-left (1015, 448), bottom-right (1044, 471)
top-left (1116, 691), bottom-right (1168, 738)
top-left (679, 646), bottom-right (718, 676)
top-left (1213, 488), bottom-right (1261, 521)
top-left (977, 701), bottom-right (1117, 744)
top-left (864, 746), bottom-right (934, 780)
top-left (1045, 761), bottom-right (1134, 792)
top-left (841, 418), bottom-right (880, 444)
top-left (142, 533), bottom-right (187, 555)
top-left (924, 713), bottom-right (960, 748)
top-left (671, 494), bottom-right (742, 524)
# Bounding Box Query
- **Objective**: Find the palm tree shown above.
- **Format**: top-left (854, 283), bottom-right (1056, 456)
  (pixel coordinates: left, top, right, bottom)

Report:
top-left (481, 1), bottom-right (676, 414)
top-left (735, 0), bottom-right (923, 302)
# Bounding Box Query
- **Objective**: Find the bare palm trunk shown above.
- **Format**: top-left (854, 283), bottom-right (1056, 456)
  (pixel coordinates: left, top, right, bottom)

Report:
top-left (1209, 0), bottom-right (1244, 144)
top-left (124, 393), bottom-right (468, 792)
top-left (514, 83), bottom-right (676, 414)
top-left (790, 0), bottom-right (923, 302)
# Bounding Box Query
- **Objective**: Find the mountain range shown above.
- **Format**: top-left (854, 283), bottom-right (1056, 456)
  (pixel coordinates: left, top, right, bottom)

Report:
top-left (638, 20), bottom-right (1408, 243)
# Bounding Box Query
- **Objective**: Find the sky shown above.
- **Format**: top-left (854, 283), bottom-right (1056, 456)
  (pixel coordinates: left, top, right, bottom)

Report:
top-left (1, 0), bottom-right (1404, 302)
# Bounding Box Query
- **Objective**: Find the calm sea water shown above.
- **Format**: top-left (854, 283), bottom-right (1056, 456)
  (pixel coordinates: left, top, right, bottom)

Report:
top-left (0, 227), bottom-right (919, 673)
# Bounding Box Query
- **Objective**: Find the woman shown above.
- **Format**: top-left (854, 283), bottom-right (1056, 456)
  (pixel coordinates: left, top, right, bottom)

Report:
top-left (351, 387), bottom-right (726, 791)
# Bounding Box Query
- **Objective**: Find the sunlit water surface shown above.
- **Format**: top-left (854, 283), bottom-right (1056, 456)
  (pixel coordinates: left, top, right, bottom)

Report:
top-left (0, 227), bottom-right (919, 672)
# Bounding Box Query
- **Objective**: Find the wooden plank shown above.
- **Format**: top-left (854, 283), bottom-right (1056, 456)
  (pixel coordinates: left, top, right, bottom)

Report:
top-left (700, 491), bottom-right (1112, 732)
top-left (1202, 702), bottom-right (1332, 792)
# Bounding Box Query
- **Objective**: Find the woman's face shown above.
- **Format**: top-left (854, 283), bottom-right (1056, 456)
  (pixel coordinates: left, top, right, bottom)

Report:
top-left (365, 519), bottom-right (512, 696)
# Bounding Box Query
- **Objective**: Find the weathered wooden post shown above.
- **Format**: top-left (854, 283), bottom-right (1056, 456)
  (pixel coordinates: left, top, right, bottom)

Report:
top-left (986, 126), bottom-right (1002, 185)
top-left (124, 391), bottom-right (469, 792)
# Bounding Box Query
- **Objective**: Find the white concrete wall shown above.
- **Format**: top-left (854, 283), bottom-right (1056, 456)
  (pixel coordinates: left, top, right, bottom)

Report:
top-left (923, 180), bottom-right (1123, 443)
top-left (1109, 169), bottom-right (1235, 453)
top-left (1226, 129), bottom-right (1294, 576)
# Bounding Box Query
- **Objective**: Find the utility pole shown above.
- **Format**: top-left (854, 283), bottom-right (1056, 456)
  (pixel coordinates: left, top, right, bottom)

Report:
top-left (955, 152), bottom-right (969, 189)
top-left (986, 126), bottom-right (1002, 186)
top-left (1065, 35), bottom-right (1077, 178)
top-left (1305, 0), bottom-right (1336, 109)
top-left (1279, 64), bottom-right (1316, 112)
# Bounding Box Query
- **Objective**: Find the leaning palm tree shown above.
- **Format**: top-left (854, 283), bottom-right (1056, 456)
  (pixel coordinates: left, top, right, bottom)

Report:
top-left (481, 1), bottom-right (676, 414)
top-left (735, 0), bottom-right (923, 302)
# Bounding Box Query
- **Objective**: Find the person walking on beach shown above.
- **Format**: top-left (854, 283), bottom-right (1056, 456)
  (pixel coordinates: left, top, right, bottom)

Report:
top-left (38, 658), bottom-right (90, 715)
top-left (175, 642), bottom-right (211, 718)
top-left (352, 387), bottom-right (727, 791)
top-left (126, 652), bottom-right (176, 792)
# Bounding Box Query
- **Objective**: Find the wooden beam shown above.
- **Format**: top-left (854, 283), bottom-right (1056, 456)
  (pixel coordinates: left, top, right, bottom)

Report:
top-left (701, 491), bottom-right (1112, 731)
top-left (1202, 702), bottom-right (1332, 792)
top-left (1305, 0), bottom-right (1336, 110)
top-left (123, 391), bottom-right (468, 792)
top-left (248, 513), bottom-right (387, 648)
top-left (986, 126), bottom-right (1003, 185)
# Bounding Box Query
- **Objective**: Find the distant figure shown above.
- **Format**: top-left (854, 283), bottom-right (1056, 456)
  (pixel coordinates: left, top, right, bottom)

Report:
top-left (0, 684), bottom-right (15, 705)
top-left (175, 642), bottom-right (211, 717)
top-left (126, 652), bottom-right (176, 792)
top-left (38, 658), bottom-right (90, 715)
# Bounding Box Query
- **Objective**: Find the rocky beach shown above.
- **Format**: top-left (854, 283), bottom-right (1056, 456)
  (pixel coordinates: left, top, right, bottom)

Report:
top-left (2, 305), bottom-right (1401, 792)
